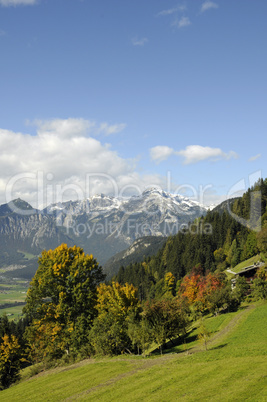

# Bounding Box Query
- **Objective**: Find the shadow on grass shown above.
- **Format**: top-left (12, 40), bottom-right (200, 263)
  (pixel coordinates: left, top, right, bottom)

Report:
top-left (184, 333), bottom-right (198, 344)
top-left (151, 329), bottom-right (199, 356)
top-left (219, 304), bottom-right (249, 315)
top-left (237, 305), bottom-right (250, 311)
top-left (210, 343), bottom-right (227, 351)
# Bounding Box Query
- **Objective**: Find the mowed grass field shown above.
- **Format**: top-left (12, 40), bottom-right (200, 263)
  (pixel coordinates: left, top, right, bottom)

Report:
top-left (1, 302), bottom-right (267, 401)
top-left (0, 282), bottom-right (28, 319)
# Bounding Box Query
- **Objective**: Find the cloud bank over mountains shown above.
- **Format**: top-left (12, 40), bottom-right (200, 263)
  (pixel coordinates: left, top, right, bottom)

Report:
top-left (0, 118), bottom-right (165, 208)
top-left (0, 118), bottom-right (241, 208)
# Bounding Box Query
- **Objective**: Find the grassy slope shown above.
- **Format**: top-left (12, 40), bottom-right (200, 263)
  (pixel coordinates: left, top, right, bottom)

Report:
top-left (1, 302), bottom-right (267, 401)
top-left (232, 254), bottom-right (265, 274)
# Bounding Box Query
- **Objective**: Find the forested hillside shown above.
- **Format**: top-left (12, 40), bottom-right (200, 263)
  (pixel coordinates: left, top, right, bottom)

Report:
top-left (115, 178), bottom-right (267, 300)
top-left (0, 179), bottom-right (266, 391)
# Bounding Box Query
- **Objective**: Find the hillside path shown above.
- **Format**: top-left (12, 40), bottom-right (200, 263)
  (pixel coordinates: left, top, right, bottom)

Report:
top-left (65, 304), bottom-right (256, 401)
top-left (226, 268), bottom-right (236, 275)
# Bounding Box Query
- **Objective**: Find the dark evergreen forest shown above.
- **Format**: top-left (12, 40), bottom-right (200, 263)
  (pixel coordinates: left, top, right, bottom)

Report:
top-left (115, 178), bottom-right (267, 300)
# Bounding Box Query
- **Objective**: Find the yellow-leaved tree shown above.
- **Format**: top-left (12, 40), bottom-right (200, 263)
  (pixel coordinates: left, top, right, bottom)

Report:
top-left (90, 281), bottom-right (140, 355)
top-left (24, 244), bottom-right (105, 361)
top-left (0, 334), bottom-right (25, 389)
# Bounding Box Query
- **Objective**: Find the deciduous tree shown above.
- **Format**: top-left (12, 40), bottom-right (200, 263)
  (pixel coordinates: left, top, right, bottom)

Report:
top-left (24, 244), bottom-right (105, 359)
top-left (0, 334), bottom-right (25, 389)
top-left (251, 265), bottom-right (267, 300)
top-left (90, 282), bottom-right (140, 355)
top-left (142, 299), bottom-right (189, 354)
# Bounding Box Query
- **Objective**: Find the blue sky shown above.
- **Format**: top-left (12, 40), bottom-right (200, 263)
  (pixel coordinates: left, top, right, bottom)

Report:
top-left (0, 0), bottom-right (266, 208)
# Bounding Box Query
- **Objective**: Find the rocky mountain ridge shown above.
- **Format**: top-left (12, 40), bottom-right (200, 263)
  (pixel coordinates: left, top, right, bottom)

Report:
top-left (0, 188), bottom-right (209, 278)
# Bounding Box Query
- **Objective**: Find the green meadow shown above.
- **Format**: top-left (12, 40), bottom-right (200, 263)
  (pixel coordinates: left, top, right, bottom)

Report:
top-left (0, 280), bottom-right (28, 319)
top-left (1, 302), bottom-right (266, 401)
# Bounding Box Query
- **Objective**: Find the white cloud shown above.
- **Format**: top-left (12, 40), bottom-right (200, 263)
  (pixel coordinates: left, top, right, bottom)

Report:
top-left (132, 37), bottom-right (148, 46)
top-left (200, 1), bottom-right (219, 13)
top-left (150, 146), bottom-right (176, 163)
top-left (248, 153), bottom-right (261, 162)
top-left (172, 16), bottom-right (191, 29)
top-left (98, 122), bottom-right (126, 136)
top-left (150, 144), bottom-right (238, 165)
top-left (0, 118), bottom-right (165, 207)
top-left (0, 0), bottom-right (37, 6)
top-left (200, 189), bottom-right (228, 208)
top-left (30, 118), bottom-right (126, 138)
top-left (177, 145), bottom-right (238, 164)
top-left (157, 5), bottom-right (186, 17)
top-left (32, 118), bottom-right (95, 139)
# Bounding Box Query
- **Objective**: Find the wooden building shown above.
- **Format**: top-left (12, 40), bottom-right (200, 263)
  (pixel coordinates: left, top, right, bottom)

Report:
top-left (231, 262), bottom-right (264, 289)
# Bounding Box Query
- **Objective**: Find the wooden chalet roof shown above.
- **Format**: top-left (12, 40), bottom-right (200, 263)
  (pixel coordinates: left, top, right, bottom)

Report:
top-left (234, 262), bottom-right (264, 277)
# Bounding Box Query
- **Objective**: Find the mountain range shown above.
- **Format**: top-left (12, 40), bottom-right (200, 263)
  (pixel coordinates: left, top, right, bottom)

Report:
top-left (0, 188), bottom-right (210, 279)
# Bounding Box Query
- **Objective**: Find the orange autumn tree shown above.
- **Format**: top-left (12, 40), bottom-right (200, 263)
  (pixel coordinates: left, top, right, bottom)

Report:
top-left (179, 266), bottom-right (224, 313)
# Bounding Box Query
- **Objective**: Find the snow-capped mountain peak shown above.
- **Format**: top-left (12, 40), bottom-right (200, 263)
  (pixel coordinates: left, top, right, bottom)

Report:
top-left (0, 189), bottom-right (210, 267)
top-left (44, 188), bottom-right (208, 238)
